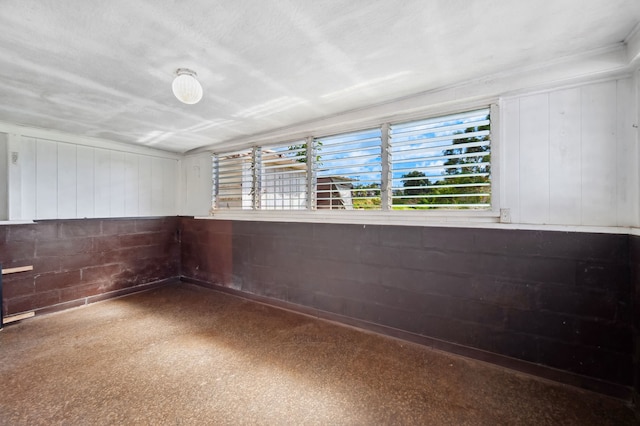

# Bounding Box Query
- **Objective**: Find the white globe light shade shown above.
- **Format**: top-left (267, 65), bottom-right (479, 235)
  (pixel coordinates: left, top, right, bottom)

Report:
top-left (172, 69), bottom-right (203, 104)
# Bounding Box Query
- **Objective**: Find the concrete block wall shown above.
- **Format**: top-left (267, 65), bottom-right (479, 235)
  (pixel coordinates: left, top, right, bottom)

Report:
top-left (0, 217), bottom-right (179, 315)
top-left (180, 218), bottom-right (634, 395)
top-left (1, 216), bottom-right (635, 398)
top-left (631, 235), bottom-right (640, 403)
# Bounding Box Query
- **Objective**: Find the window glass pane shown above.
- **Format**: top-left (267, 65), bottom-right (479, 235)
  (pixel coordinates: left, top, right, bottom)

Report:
top-left (213, 149), bottom-right (253, 210)
top-left (314, 129), bottom-right (382, 210)
top-left (390, 109), bottom-right (491, 209)
top-left (260, 142), bottom-right (308, 210)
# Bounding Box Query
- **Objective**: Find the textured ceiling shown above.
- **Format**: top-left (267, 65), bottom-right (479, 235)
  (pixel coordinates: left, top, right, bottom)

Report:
top-left (0, 0), bottom-right (639, 153)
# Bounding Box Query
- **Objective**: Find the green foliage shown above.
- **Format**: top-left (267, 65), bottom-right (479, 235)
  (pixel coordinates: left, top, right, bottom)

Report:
top-left (396, 116), bottom-right (491, 208)
top-left (401, 170), bottom-right (431, 196)
top-left (352, 183), bottom-right (381, 210)
top-left (288, 142), bottom-right (322, 163)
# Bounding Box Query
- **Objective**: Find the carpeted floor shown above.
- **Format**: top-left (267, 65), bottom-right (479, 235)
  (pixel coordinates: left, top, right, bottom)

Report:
top-left (0, 282), bottom-right (636, 425)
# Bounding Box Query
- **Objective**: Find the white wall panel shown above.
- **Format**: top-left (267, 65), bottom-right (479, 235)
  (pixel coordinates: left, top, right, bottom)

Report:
top-left (109, 151), bottom-right (125, 217)
top-left (0, 133), bottom-right (7, 220)
top-left (7, 135), bottom-right (22, 220)
top-left (162, 158), bottom-right (178, 216)
top-left (580, 81), bottom-right (617, 226)
top-left (5, 138), bottom-right (179, 220)
top-left (94, 148), bottom-right (111, 217)
top-left (180, 153), bottom-right (214, 217)
top-left (501, 99), bottom-right (521, 223)
top-left (57, 143), bottom-right (77, 218)
top-left (36, 139), bottom-right (57, 219)
top-left (502, 77), bottom-right (636, 227)
top-left (138, 156), bottom-right (152, 216)
top-left (20, 138), bottom-right (36, 220)
top-left (549, 88), bottom-right (582, 225)
top-left (151, 158), bottom-right (164, 215)
top-left (76, 146), bottom-right (95, 218)
top-left (518, 94), bottom-right (550, 224)
top-left (616, 78), bottom-right (637, 226)
top-left (124, 153), bottom-right (139, 217)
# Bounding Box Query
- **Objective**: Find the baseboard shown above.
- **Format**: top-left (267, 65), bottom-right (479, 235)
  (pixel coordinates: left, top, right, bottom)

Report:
top-left (181, 276), bottom-right (633, 401)
top-left (3, 277), bottom-right (179, 322)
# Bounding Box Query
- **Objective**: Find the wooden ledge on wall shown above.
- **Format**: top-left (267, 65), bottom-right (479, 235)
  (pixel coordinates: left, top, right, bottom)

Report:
top-left (1, 265), bottom-right (35, 329)
top-left (1, 265), bottom-right (34, 275)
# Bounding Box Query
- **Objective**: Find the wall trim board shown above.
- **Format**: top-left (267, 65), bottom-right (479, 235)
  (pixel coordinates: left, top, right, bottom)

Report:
top-left (181, 276), bottom-right (632, 400)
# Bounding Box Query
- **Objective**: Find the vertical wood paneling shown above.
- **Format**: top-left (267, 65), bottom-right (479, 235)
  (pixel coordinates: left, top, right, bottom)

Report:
top-left (637, 71), bottom-right (640, 228)
top-left (0, 134), bottom-right (7, 220)
top-left (636, 71), bottom-right (640, 228)
top-left (76, 146), bottom-right (95, 218)
top-left (581, 81), bottom-right (617, 226)
top-left (502, 99), bottom-right (521, 223)
top-left (162, 159), bottom-right (177, 215)
top-left (138, 156), bottom-right (152, 216)
top-left (180, 154), bottom-right (214, 216)
top-left (6, 136), bottom-right (179, 220)
top-left (549, 88), bottom-right (582, 224)
top-left (518, 94), bottom-right (550, 224)
top-left (5, 134), bottom-right (19, 220)
top-left (57, 143), bottom-right (77, 218)
top-left (20, 137), bottom-right (37, 220)
top-left (109, 151), bottom-right (125, 217)
top-left (151, 157), bottom-right (164, 214)
top-left (94, 148), bottom-right (111, 217)
top-left (124, 153), bottom-right (139, 217)
top-left (615, 78), bottom-right (637, 226)
top-left (36, 139), bottom-right (58, 219)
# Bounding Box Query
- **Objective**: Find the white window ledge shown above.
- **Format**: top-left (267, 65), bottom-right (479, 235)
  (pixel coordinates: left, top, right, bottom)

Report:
top-left (197, 211), bottom-right (635, 235)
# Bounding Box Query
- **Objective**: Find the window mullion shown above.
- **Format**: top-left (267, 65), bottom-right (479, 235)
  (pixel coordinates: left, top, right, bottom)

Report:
top-left (211, 154), bottom-right (219, 210)
top-left (306, 136), bottom-right (316, 211)
top-left (381, 123), bottom-right (391, 211)
top-left (252, 147), bottom-right (261, 210)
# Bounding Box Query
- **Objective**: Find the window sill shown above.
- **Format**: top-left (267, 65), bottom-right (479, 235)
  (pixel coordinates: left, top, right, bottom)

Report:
top-left (201, 209), bottom-right (500, 227)
top-left (196, 211), bottom-right (635, 234)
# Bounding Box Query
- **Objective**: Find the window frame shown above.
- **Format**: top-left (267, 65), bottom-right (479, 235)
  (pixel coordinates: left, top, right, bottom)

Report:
top-left (209, 102), bottom-right (501, 224)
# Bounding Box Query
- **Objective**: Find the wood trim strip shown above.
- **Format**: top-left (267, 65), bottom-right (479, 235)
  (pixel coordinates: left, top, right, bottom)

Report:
top-left (1, 265), bottom-right (34, 275)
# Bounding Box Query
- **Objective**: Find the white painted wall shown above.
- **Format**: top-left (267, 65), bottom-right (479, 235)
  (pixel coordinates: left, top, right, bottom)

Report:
top-left (501, 77), bottom-right (638, 227)
top-left (636, 69), bottom-right (640, 228)
top-left (178, 152), bottom-right (213, 217)
top-left (0, 133), bottom-right (7, 220)
top-left (5, 132), bottom-right (180, 220)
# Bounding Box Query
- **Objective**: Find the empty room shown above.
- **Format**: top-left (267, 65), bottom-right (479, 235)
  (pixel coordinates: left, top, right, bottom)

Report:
top-left (1, 0), bottom-right (640, 424)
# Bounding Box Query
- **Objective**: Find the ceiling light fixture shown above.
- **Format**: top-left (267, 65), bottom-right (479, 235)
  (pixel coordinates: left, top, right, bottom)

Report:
top-left (172, 68), bottom-right (203, 104)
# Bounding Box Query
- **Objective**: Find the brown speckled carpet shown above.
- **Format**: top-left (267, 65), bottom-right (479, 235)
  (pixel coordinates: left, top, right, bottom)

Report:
top-left (0, 282), bottom-right (636, 425)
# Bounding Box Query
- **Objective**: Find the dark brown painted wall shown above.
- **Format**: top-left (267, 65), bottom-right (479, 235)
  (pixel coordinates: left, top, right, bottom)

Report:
top-left (180, 218), bottom-right (633, 388)
top-left (1, 216), bottom-right (635, 393)
top-left (0, 217), bottom-right (179, 315)
top-left (631, 235), bottom-right (640, 401)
